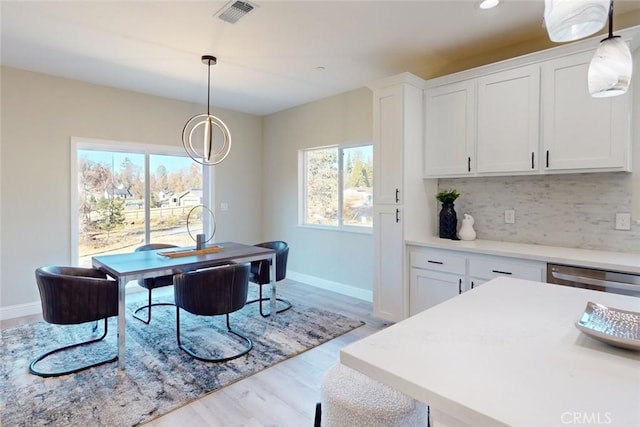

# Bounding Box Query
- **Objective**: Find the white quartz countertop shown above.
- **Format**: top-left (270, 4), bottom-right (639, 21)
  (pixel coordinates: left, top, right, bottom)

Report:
top-left (406, 237), bottom-right (640, 274)
top-left (341, 277), bottom-right (640, 427)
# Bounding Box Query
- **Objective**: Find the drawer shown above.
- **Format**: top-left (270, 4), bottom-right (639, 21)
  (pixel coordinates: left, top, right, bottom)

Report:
top-left (469, 256), bottom-right (544, 281)
top-left (411, 250), bottom-right (466, 274)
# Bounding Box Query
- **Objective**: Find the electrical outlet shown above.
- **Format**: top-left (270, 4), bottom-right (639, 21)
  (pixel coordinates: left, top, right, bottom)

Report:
top-left (220, 202), bottom-right (229, 212)
top-left (504, 209), bottom-right (515, 224)
top-left (615, 213), bottom-right (631, 230)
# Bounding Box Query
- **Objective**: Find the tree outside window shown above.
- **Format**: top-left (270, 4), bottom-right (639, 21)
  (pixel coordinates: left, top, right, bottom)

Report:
top-left (302, 144), bottom-right (373, 229)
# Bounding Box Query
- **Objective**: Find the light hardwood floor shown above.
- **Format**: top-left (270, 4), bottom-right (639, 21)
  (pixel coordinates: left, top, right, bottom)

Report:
top-left (3, 279), bottom-right (390, 426)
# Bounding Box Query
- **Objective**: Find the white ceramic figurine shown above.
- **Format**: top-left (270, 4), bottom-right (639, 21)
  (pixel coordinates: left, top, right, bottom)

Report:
top-left (458, 213), bottom-right (476, 241)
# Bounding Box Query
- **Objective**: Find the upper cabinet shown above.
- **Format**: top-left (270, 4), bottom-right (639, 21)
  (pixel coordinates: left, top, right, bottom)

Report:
top-left (424, 80), bottom-right (475, 177)
top-left (541, 50), bottom-right (631, 172)
top-left (373, 85), bottom-right (404, 205)
top-left (476, 65), bottom-right (540, 174)
top-left (423, 29), bottom-right (635, 178)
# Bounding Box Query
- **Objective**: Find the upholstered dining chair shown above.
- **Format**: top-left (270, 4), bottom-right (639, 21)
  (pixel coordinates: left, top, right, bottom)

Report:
top-left (173, 262), bottom-right (253, 363)
top-left (30, 266), bottom-right (119, 377)
top-left (132, 243), bottom-right (178, 324)
top-left (246, 240), bottom-right (292, 317)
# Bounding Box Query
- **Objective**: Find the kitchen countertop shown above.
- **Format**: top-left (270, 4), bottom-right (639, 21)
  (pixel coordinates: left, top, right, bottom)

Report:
top-left (406, 237), bottom-right (640, 275)
top-left (341, 277), bottom-right (640, 427)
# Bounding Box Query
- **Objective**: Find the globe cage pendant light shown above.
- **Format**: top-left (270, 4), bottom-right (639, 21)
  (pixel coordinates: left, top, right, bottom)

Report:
top-left (182, 55), bottom-right (231, 166)
top-left (544, 0), bottom-right (610, 42)
top-left (588, 1), bottom-right (633, 97)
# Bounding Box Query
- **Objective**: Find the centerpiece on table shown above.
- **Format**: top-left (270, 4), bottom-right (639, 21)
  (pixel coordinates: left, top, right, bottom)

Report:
top-left (436, 189), bottom-right (460, 240)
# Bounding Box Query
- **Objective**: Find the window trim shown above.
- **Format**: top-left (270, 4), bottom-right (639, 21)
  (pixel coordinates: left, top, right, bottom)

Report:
top-left (70, 137), bottom-right (213, 264)
top-left (298, 141), bottom-right (372, 233)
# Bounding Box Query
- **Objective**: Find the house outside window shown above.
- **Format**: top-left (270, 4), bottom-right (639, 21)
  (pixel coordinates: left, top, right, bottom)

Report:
top-left (71, 138), bottom-right (211, 267)
top-left (300, 143), bottom-right (373, 230)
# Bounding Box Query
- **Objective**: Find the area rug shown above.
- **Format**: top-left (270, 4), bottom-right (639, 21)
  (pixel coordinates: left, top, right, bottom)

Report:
top-left (0, 290), bottom-right (364, 426)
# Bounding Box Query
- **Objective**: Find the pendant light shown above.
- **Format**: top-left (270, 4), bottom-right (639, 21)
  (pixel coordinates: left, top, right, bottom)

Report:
top-left (182, 55), bottom-right (231, 166)
top-left (544, 0), bottom-right (610, 42)
top-left (588, 1), bottom-right (633, 97)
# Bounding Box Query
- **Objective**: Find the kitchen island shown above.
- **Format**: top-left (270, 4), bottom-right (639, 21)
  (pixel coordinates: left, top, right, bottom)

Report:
top-left (341, 277), bottom-right (640, 426)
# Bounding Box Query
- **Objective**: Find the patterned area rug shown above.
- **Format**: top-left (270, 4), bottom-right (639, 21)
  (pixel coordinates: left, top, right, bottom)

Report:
top-left (0, 290), bottom-right (364, 426)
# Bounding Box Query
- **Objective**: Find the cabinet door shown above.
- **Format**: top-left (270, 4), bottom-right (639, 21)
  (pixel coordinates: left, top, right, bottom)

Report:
top-left (424, 80), bottom-right (475, 177)
top-left (410, 268), bottom-right (462, 316)
top-left (373, 205), bottom-right (405, 322)
top-left (373, 85), bottom-right (403, 205)
top-left (541, 50), bottom-right (630, 172)
top-left (477, 65), bottom-right (540, 174)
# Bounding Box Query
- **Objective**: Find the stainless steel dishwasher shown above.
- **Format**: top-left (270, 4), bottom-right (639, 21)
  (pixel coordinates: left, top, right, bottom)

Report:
top-left (547, 264), bottom-right (640, 297)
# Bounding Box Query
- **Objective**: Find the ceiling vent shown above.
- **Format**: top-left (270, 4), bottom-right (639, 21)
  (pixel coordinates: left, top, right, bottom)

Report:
top-left (216, 1), bottom-right (256, 24)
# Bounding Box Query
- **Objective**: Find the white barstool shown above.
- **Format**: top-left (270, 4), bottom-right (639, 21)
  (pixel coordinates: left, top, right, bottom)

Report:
top-left (320, 363), bottom-right (429, 426)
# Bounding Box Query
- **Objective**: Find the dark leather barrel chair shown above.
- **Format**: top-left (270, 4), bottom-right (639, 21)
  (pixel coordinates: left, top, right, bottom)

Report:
top-left (174, 262), bottom-right (253, 363)
top-left (132, 243), bottom-right (178, 324)
top-left (30, 266), bottom-right (119, 377)
top-left (246, 241), bottom-right (291, 317)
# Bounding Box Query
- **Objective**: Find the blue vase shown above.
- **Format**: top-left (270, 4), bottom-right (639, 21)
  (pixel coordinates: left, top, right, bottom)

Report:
top-left (439, 202), bottom-right (458, 239)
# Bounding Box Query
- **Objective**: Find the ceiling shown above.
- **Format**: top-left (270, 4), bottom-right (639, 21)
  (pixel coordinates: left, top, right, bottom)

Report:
top-left (2, 0), bottom-right (640, 116)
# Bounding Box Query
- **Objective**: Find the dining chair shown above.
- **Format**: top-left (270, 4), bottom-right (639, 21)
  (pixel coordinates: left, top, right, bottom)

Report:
top-left (174, 262), bottom-right (253, 362)
top-left (246, 240), bottom-right (292, 317)
top-left (132, 243), bottom-right (178, 324)
top-left (30, 266), bottom-right (119, 377)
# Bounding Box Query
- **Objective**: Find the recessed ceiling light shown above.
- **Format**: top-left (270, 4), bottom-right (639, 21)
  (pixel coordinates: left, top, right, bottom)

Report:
top-left (479, 0), bottom-right (500, 10)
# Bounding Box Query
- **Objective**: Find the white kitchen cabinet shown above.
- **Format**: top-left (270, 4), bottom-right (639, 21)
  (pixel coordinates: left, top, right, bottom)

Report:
top-left (424, 80), bottom-right (475, 177)
top-left (371, 73), bottom-right (433, 322)
top-left (410, 268), bottom-right (463, 316)
top-left (408, 246), bottom-right (546, 314)
top-left (409, 249), bottom-right (465, 316)
top-left (373, 85), bottom-right (404, 205)
top-left (476, 65), bottom-right (540, 174)
top-left (541, 50), bottom-right (630, 172)
top-left (466, 254), bottom-right (545, 292)
top-left (373, 205), bottom-right (405, 321)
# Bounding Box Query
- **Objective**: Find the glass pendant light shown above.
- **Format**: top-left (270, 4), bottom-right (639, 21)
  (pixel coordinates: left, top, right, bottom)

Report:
top-left (588, 1), bottom-right (633, 97)
top-left (544, 0), bottom-right (610, 42)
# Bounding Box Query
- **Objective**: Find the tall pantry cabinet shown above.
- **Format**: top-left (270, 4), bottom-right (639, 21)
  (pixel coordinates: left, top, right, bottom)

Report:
top-left (370, 73), bottom-right (437, 322)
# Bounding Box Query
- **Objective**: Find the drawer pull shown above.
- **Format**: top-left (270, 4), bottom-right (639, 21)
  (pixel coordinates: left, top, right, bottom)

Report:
top-left (492, 269), bottom-right (513, 275)
top-left (427, 260), bottom-right (444, 265)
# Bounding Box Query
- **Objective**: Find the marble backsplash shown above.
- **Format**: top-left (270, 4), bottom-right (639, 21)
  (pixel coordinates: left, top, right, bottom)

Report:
top-left (439, 172), bottom-right (639, 253)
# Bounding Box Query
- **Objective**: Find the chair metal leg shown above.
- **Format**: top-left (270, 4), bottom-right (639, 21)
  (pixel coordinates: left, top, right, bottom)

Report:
top-left (176, 309), bottom-right (253, 363)
top-left (245, 284), bottom-right (292, 317)
top-left (29, 318), bottom-right (118, 377)
top-left (132, 288), bottom-right (174, 324)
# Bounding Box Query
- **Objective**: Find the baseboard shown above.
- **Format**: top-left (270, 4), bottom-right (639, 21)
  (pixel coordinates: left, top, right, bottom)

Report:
top-left (0, 301), bottom-right (42, 321)
top-left (0, 284), bottom-right (147, 321)
top-left (287, 271), bottom-right (373, 302)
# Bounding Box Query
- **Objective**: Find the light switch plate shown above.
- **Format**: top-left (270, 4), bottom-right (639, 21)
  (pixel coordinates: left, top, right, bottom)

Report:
top-left (615, 213), bottom-right (631, 230)
top-left (504, 209), bottom-right (515, 224)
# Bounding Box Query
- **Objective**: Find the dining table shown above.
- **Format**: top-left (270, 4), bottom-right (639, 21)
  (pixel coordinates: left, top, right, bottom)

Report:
top-left (340, 277), bottom-right (640, 427)
top-left (92, 241), bottom-right (276, 370)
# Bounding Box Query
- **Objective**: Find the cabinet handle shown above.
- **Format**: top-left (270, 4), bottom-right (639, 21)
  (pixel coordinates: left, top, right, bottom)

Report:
top-left (427, 260), bottom-right (443, 265)
top-left (546, 150), bottom-right (549, 168)
top-left (468, 157), bottom-right (471, 172)
top-left (395, 188), bottom-right (399, 203)
top-left (396, 208), bottom-right (400, 223)
top-left (492, 269), bottom-right (513, 275)
top-left (471, 281), bottom-right (475, 289)
top-left (531, 152), bottom-right (535, 169)
top-left (458, 278), bottom-right (462, 294)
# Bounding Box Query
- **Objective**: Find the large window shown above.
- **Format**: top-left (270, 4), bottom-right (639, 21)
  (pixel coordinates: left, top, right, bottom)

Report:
top-left (72, 138), bottom-right (211, 267)
top-left (300, 144), bottom-right (373, 229)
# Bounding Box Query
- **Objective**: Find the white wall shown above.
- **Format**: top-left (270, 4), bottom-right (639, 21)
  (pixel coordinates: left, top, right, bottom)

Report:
top-left (262, 88), bottom-right (374, 295)
top-left (0, 66), bottom-right (263, 310)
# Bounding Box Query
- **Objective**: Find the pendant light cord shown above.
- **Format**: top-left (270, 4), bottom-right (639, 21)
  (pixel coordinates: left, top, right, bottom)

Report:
top-left (207, 59), bottom-right (211, 116)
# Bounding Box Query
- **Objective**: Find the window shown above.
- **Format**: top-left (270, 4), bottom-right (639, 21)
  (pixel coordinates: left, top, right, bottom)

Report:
top-left (300, 144), bottom-right (373, 229)
top-left (71, 138), bottom-right (211, 267)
